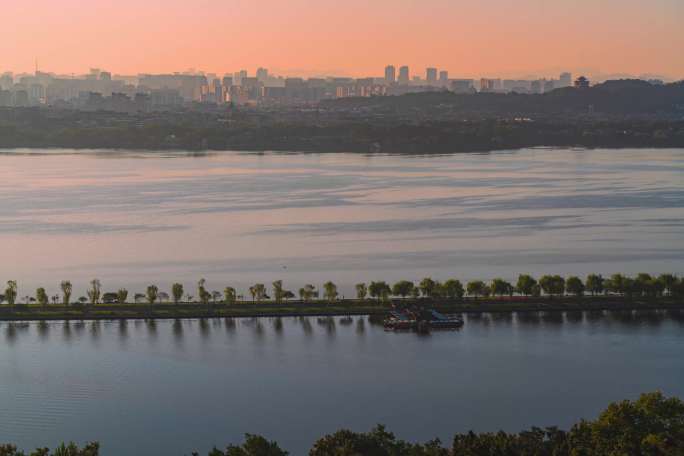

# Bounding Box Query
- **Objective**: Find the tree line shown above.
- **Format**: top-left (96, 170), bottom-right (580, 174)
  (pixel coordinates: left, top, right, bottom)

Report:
top-left (0, 273), bottom-right (682, 308)
top-left (1, 391), bottom-right (682, 455)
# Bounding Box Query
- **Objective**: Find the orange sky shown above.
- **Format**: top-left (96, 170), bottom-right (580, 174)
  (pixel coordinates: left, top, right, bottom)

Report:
top-left (2, 0), bottom-right (683, 79)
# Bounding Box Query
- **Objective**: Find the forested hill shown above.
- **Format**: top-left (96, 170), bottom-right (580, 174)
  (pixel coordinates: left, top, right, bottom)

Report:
top-left (324, 80), bottom-right (684, 119)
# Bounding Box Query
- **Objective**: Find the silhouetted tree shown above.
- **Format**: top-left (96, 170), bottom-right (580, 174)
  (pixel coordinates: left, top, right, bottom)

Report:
top-left (392, 280), bottom-right (414, 298)
top-left (87, 279), bottom-right (101, 306)
top-left (60, 280), bottom-right (72, 306)
top-left (5, 280), bottom-right (17, 307)
top-left (586, 274), bottom-right (604, 296)
top-left (516, 274), bottom-right (537, 296)
top-left (355, 283), bottom-right (367, 300)
top-left (172, 283), bottom-right (184, 305)
top-left (566, 276), bottom-right (585, 297)
top-left (146, 285), bottom-right (158, 304)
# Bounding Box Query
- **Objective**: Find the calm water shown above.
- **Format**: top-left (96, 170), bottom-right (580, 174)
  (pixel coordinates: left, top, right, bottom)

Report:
top-left (0, 148), bottom-right (683, 298)
top-left (0, 313), bottom-right (683, 454)
top-left (1, 148), bottom-right (684, 453)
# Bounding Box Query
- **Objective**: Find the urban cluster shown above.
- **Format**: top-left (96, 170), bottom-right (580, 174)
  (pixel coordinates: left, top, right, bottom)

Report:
top-left (0, 65), bottom-right (585, 111)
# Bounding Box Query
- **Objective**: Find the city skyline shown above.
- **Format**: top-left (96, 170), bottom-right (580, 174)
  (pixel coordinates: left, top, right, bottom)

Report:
top-left (1, 0), bottom-right (683, 79)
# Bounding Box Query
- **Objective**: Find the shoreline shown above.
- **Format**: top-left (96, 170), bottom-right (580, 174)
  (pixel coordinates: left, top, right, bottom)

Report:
top-left (0, 296), bottom-right (681, 322)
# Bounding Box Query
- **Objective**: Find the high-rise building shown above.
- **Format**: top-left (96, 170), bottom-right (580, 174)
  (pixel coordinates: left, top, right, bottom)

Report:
top-left (256, 68), bottom-right (269, 82)
top-left (426, 67), bottom-right (437, 84)
top-left (398, 66), bottom-right (410, 84)
top-left (559, 72), bottom-right (572, 88)
top-left (439, 71), bottom-right (449, 86)
top-left (384, 65), bottom-right (396, 84)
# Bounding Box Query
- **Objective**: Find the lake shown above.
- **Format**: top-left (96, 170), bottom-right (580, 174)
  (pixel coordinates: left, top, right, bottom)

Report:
top-left (1, 148), bottom-right (684, 454)
top-left (0, 313), bottom-right (683, 454)
top-left (0, 148), bottom-right (683, 298)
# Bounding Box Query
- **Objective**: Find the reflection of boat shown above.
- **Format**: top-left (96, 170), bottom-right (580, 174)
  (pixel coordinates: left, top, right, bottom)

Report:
top-left (383, 309), bottom-right (464, 332)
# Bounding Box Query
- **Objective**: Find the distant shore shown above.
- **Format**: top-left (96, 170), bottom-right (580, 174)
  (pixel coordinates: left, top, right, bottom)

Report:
top-left (0, 296), bottom-right (682, 322)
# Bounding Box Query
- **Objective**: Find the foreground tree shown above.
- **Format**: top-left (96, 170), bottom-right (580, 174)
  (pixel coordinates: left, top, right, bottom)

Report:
top-left (585, 274), bottom-right (604, 296)
top-left (0, 441), bottom-right (100, 456)
top-left (146, 285), bottom-right (158, 304)
top-left (310, 425), bottom-right (446, 456)
top-left (249, 284), bottom-right (266, 303)
top-left (171, 283), bottom-right (184, 305)
top-left (5, 280), bottom-right (17, 307)
top-left (206, 434), bottom-right (288, 456)
top-left (539, 275), bottom-right (565, 297)
top-left (117, 289), bottom-right (128, 305)
top-left (658, 274), bottom-right (677, 296)
top-left (101, 292), bottom-right (118, 304)
top-left (491, 278), bottom-right (513, 297)
top-left (368, 281), bottom-right (391, 303)
top-left (392, 280), bottom-right (414, 298)
top-left (60, 280), bottom-right (72, 306)
top-left (355, 283), bottom-right (367, 300)
top-left (443, 279), bottom-right (465, 299)
top-left (299, 284), bottom-right (318, 303)
top-left (419, 278), bottom-right (437, 298)
top-left (566, 276), bottom-right (585, 297)
top-left (36, 288), bottom-right (48, 308)
top-left (198, 279), bottom-right (212, 306)
top-left (224, 287), bottom-right (237, 305)
top-left (323, 281), bottom-right (338, 303)
top-left (606, 273), bottom-right (626, 295)
top-left (466, 280), bottom-right (486, 299)
top-left (87, 279), bottom-right (101, 306)
top-left (272, 280), bottom-right (285, 304)
top-left (516, 274), bottom-right (537, 296)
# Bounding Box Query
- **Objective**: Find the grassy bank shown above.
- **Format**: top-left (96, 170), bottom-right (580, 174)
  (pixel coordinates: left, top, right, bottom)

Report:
top-left (0, 296), bottom-right (682, 321)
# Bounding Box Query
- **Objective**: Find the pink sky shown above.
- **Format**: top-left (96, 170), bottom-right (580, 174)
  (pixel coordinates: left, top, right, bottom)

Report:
top-left (2, 0), bottom-right (683, 79)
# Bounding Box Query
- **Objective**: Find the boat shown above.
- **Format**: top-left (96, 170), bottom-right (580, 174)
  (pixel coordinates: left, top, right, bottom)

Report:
top-left (383, 308), bottom-right (464, 332)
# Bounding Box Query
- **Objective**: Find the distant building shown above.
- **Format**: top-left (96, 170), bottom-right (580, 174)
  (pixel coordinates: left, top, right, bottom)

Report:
top-left (530, 79), bottom-right (543, 94)
top-left (384, 65), bottom-right (396, 84)
top-left (559, 72), bottom-right (572, 88)
top-left (450, 79), bottom-right (474, 93)
top-left (543, 79), bottom-right (555, 93)
top-left (256, 68), bottom-right (269, 83)
top-left (398, 66), bottom-right (410, 84)
top-left (426, 67), bottom-right (437, 84)
top-left (480, 78), bottom-right (501, 92)
top-left (574, 76), bottom-right (590, 89)
top-left (439, 70), bottom-right (448, 86)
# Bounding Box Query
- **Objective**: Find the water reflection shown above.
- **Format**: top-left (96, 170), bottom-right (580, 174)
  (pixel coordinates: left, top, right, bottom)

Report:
top-left (62, 320), bottom-right (72, 342)
top-left (272, 317), bottom-right (284, 335)
top-left (37, 321), bottom-right (49, 341)
top-left (355, 318), bottom-right (365, 334)
top-left (540, 311), bottom-right (564, 325)
top-left (4, 149), bottom-right (683, 295)
top-left (118, 319), bottom-right (128, 340)
top-left (565, 311), bottom-right (584, 324)
top-left (300, 317), bottom-right (313, 336)
top-left (1, 312), bottom-right (683, 456)
top-left (198, 318), bottom-right (210, 340)
top-left (516, 311), bottom-right (541, 325)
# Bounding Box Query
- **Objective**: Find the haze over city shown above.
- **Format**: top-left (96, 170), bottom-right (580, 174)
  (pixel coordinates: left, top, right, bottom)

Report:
top-left (1, 0), bottom-right (683, 79)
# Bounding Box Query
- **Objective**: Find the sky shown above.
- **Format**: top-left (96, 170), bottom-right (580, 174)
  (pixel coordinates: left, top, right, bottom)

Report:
top-left (1, 0), bottom-right (683, 79)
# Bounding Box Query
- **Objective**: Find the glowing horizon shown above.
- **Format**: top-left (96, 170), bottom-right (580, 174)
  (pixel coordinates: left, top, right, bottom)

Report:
top-left (1, 0), bottom-right (683, 80)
